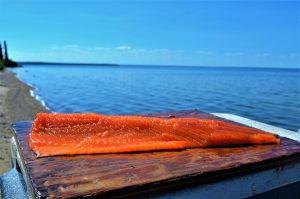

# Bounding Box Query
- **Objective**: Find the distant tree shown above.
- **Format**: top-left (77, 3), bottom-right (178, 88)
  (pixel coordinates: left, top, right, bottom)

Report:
top-left (0, 43), bottom-right (3, 61)
top-left (0, 42), bottom-right (3, 70)
top-left (4, 41), bottom-right (8, 61)
top-left (1, 41), bottom-right (19, 67)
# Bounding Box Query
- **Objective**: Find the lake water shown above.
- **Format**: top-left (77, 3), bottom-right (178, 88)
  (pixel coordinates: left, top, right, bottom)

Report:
top-left (11, 64), bottom-right (300, 131)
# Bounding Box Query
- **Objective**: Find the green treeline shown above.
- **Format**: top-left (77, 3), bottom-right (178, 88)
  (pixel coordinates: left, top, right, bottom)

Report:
top-left (0, 41), bottom-right (19, 70)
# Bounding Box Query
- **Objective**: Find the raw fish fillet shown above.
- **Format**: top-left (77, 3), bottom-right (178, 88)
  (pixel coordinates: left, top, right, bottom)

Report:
top-left (29, 113), bottom-right (280, 157)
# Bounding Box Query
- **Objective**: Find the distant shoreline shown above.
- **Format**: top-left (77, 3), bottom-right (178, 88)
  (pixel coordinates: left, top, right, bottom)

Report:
top-left (17, 62), bottom-right (299, 70)
top-left (19, 61), bottom-right (119, 66)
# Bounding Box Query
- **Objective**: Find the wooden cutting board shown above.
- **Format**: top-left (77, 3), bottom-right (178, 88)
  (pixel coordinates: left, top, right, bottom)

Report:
top-left (11, 110), bottom-right (300, 199)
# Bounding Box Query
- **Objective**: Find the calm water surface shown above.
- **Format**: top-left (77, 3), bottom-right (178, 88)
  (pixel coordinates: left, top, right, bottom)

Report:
top-left (12, 64), bottom-right (300, 131)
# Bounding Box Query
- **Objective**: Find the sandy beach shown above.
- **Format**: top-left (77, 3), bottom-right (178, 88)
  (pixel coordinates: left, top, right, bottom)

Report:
top-left (0, 70), bottom-right (48, 174)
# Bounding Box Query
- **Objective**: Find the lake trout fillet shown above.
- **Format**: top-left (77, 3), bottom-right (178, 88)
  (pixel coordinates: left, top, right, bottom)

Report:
top-left (29, 113), bottom-right (280, 157)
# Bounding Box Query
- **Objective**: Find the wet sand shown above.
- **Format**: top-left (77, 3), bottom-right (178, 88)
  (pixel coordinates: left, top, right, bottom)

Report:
top-left (0, 70), bottom-right (48, 174)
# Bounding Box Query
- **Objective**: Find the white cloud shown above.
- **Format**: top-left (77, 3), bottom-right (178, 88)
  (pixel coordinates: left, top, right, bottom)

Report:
top-left (10, 44), bottom-right (299, 67)
top-left (115, 46), bottom-right (131, 50)
top-left (255, 53), bottom-right (269, 57)
top-left (12, 45), bottom-right (177, 64)
top-left (195, 50), bottom-right (214, 55)
top-left (63, 44), bottom-right (79, 48)
top-left (150, 48), bottom-right (169, 52)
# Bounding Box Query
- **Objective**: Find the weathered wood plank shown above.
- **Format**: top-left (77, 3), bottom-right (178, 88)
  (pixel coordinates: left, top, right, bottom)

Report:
top-left (12, 110), bottom-right (300, 198)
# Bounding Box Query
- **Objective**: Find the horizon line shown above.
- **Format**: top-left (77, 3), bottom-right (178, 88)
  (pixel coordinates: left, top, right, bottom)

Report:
top-left (18, 61), bottom-right (300, 70)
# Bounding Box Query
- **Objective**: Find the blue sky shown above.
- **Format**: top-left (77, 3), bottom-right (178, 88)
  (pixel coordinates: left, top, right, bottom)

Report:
top-left (0, 0), bottom-right (299, 68)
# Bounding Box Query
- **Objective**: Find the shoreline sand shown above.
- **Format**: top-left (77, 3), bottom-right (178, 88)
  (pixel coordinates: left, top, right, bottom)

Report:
top-left (0, 70), bottom-right (48, 174)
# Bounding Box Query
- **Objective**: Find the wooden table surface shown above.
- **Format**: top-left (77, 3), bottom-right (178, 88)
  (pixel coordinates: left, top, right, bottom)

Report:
top-left (11, 110), bottom-right (300, 199)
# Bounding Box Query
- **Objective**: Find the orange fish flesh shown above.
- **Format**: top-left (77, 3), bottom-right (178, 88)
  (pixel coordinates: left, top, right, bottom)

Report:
top-left (29, 113), bottom-right (280, 157)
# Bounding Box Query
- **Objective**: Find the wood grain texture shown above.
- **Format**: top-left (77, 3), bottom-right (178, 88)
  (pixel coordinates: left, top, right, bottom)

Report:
top-left (12, 110), bottom-right (300, 199)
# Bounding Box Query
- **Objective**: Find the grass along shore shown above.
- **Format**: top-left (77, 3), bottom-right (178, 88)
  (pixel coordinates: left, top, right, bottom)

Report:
top-left (0, 70), bottom-right (48, 174)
